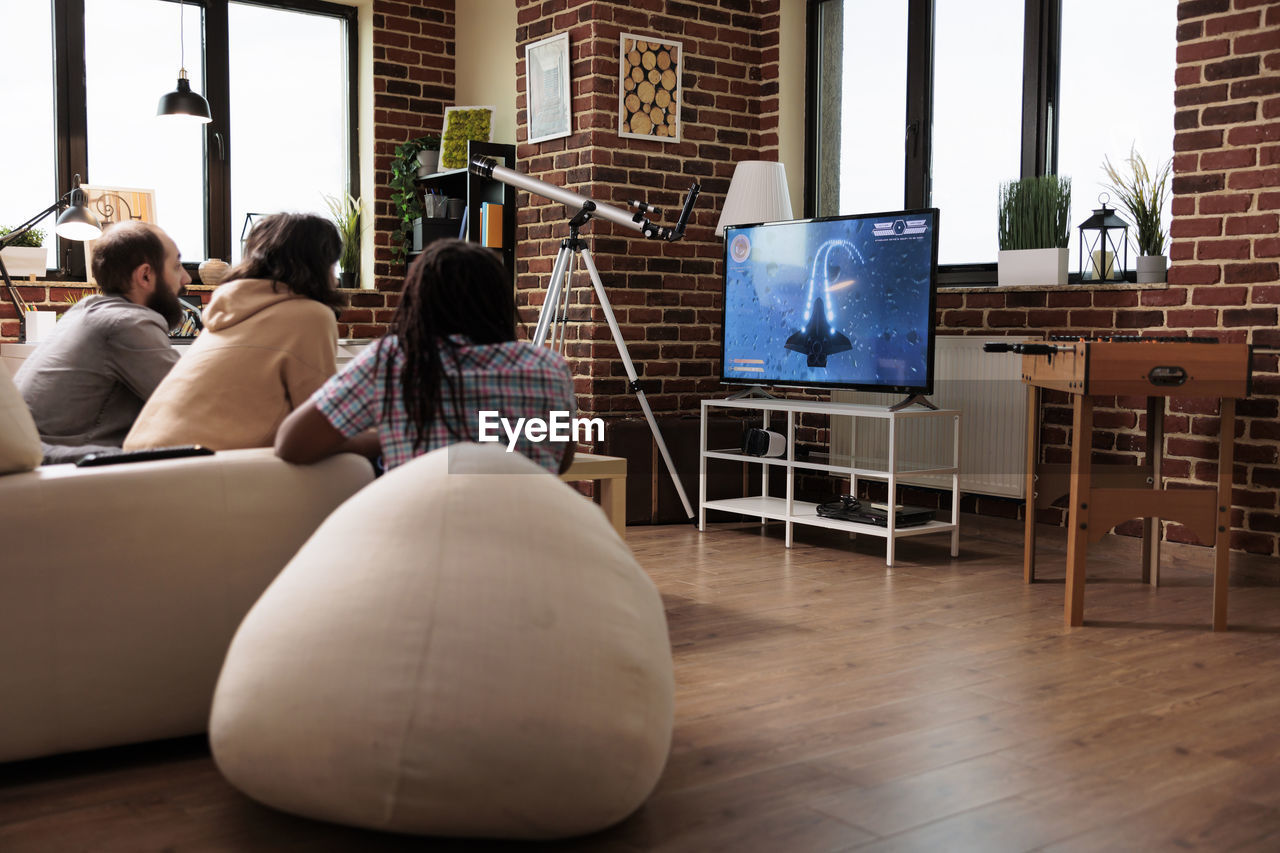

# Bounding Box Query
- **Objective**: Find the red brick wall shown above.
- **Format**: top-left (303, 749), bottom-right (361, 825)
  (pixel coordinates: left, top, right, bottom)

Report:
top-left (936, 0), bottom-right (1280, 555)
top-left (512, 0), bottom-right (782, 422)
top-left (339, 0), bottom-right (459, 339)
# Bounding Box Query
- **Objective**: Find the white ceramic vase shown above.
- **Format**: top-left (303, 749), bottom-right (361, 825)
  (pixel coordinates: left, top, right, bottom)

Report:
top-left (199, 258), bottom-right (230, 286)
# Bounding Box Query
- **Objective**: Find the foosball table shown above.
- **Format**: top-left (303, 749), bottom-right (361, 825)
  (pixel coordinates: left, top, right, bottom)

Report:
top-left (986, 336), bottom-right (1253, 631)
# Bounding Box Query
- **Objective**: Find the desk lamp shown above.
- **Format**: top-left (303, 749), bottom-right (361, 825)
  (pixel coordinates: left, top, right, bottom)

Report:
top-left (1, 176), bottom-right (103, 342)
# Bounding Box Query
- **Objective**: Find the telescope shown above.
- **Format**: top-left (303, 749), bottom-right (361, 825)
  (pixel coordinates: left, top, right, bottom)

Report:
top-left (470, 156), bottom-right (699, 241)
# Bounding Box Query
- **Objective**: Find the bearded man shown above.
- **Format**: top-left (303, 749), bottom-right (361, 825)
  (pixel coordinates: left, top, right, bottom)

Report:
top-left (15, 221), bottom-right (190, 462)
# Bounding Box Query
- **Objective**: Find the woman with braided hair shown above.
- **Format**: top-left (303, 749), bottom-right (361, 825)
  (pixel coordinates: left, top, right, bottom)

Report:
top-left (276, 239), bottom-right (576, 475)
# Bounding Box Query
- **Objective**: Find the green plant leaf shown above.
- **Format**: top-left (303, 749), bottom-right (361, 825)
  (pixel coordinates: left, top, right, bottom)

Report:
top-left (997, 175), bottom-right (1072, 250)
top-left (1101, 146), bottom-right (1170, 256)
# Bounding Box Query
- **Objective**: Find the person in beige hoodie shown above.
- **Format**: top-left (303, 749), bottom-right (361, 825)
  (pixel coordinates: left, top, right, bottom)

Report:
top-left (124, 213), bottom-right (346, 451)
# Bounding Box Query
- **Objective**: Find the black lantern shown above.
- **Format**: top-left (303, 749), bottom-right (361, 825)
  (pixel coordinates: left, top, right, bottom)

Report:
top-left (1078, 193), bottom-right (1128, 282)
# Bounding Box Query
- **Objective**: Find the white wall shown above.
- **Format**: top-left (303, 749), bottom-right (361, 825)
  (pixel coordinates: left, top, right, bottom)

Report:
top-left (454, 0), bottom-right (519, 146)
top-left (778, 0), bottom-right (806, 216)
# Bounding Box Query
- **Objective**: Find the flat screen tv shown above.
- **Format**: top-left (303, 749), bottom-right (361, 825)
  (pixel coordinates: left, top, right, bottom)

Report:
top-left (720, 208), bottom-right (939, 394)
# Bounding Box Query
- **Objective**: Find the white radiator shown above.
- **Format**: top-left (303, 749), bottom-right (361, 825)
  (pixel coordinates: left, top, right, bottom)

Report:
top-left (830, 335), bottom-right (1029, 498)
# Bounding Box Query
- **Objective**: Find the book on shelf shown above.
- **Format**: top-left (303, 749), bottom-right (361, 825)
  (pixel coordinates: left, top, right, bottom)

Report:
top-left (480, 202), bottom-right (504, 248)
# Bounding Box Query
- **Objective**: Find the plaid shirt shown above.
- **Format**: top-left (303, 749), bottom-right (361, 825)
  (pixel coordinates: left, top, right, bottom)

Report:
top-left (312, 335), bottom-right (576, 473)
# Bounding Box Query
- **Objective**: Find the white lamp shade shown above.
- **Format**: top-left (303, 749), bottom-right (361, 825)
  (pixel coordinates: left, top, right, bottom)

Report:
top-left (715, 161), bottom-right (793, 237)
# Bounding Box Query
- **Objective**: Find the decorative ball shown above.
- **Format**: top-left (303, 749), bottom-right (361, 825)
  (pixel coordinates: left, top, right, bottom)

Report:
top-left (199, 258), bottom-right (230, 286)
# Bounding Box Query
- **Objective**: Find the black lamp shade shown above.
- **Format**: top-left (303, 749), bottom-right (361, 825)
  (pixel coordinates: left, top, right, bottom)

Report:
top-left (55, 194), bottom-right (102, 241)
top-left (157, 74), bottom-right (212, 122)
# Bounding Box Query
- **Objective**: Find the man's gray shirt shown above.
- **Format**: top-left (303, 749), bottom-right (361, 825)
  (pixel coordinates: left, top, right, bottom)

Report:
top-left (15, 295), bottom-right (179, 451)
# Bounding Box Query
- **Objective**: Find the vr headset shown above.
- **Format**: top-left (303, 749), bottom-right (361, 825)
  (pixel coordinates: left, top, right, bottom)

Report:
top-left (742, 428), bottom-right (786, 458)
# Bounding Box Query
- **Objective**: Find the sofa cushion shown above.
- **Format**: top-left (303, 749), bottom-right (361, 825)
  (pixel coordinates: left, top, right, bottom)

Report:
top-left (210, 442), bottom-right (674, 839)
top-left (0, 363), bottom-right (41, 474)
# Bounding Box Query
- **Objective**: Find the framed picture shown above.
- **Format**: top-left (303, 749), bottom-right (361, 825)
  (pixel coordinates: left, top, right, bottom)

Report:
top-left (440, 105), bottom-right (494, 169)
top-left (81, 186), bottom-right (157, 285)
top-left (618, 33), bottom-right (681, 142)
top-left (526, 32), bottom-right (572, 144)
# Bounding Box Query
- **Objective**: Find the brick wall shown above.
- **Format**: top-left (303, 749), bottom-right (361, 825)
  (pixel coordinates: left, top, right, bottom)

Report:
top-left (512, 0), bottom-right (782, 424)
top-left (339, 0), bottom-right (459, 339)
top-left (935, 0), bottom-right (1280, 555)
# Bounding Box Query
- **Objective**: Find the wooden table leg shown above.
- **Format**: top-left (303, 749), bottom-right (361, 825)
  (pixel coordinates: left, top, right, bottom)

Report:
top-left (1213, 397), bottom-right (1235, 631)
top-left (1024, 385), bottom-right (1039, 583)
top-left (1142, 397), bottom-right (1164, 587)
top-left (1064, 394), bottom-right (1093, 628)
top-left (599, 476), bottom-right (626, 541)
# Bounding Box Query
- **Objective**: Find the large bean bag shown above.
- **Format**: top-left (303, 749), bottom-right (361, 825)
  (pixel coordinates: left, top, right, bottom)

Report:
top-left (209, 442), bottom-right (673, 839)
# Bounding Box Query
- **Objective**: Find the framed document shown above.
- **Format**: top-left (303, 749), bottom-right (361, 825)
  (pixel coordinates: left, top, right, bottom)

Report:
top-left (526, 32), bottom-right (571, 144)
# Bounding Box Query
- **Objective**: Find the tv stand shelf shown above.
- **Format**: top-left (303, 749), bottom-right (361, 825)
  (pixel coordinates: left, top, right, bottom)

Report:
top-left (698, 397), bottom-right (961, 566)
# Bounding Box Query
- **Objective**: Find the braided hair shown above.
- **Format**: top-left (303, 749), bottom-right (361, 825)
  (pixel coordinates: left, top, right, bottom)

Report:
top-left (381, 239), bottom-right (516, 450)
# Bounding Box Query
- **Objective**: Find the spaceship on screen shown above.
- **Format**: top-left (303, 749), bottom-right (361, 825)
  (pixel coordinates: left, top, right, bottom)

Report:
top-left (785, 297), bottom-right (852, 368)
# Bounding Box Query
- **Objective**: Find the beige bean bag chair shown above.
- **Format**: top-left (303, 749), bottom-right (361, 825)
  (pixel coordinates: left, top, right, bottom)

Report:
top-left (210, 443), bottom-right (674, 839)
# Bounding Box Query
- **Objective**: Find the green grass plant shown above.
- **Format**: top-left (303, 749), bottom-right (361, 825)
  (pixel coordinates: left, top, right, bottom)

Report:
top-left (997, 175), bottom-right (1072, 251)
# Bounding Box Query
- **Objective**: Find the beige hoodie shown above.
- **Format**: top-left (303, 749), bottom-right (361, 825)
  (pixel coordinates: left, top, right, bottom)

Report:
top-left (124, 278), bottom-right (338, 451)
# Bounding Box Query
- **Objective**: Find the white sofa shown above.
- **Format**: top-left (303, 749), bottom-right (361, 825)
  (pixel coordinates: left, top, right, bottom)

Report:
top-left (0, 366), bottom-right (374, 763)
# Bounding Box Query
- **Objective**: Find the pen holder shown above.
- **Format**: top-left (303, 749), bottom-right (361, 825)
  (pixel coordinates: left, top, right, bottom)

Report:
top-left (423, 195), bottom-right (449, 218)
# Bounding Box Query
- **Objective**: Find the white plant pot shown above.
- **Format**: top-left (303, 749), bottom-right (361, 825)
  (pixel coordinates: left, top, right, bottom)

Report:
top-left (1136, 254), bottom-right (1167, 284)
top-left (997, 247), bottom-right (1068, 287)
top-left (415, 148), bottom-right (440, 177)
top-left (0, 246), bottom-right (49, 278)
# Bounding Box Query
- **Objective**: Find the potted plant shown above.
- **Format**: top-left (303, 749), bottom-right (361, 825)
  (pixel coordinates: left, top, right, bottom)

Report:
top-left (390, 135), bottom-right (439, 265)
top-left (415, 133), bottom-right (442, 177)
top-left (997, 176), bottom-right (1072, 286)
top-left (325, 191), bottom-right (363, 289)
top-left (1103, 147), bottom-right (1171, 283)
top-left (0, 226), bottom-right (49, 278)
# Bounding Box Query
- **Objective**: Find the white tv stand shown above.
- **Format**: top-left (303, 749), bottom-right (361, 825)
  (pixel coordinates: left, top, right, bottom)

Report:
top-left (698, 397), bottom-right (961, 567)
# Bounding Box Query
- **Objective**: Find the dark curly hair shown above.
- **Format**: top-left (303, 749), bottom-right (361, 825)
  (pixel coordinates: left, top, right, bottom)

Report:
top-left (379, 239), bottom-right (515, 450)
top-left (222, 213), bottom-right (344, 313)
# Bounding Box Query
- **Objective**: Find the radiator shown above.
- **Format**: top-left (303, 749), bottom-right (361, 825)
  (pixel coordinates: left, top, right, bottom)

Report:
top-left (830, 335), bottom-right (1029, 499)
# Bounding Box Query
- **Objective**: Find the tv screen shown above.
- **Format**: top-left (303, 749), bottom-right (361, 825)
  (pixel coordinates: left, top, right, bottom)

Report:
top-left (720, 208), bottom-right (939, 393)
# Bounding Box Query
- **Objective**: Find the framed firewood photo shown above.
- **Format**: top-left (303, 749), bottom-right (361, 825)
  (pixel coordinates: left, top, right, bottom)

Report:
top-left (618, 33), bottom-right (681, 143)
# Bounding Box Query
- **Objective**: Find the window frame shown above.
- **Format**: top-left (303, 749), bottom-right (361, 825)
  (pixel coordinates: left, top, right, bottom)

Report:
top-left (804, 0), bottom-right (1063, 286)
top-left (47, 0), bottom-right (358, 278)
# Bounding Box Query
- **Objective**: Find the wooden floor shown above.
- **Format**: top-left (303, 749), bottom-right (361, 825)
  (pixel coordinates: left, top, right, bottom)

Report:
top-left (3, 516), bottom-right (1280, 851)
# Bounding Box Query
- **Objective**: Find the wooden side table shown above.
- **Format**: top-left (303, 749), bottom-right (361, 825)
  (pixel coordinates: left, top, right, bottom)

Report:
top-left (562, 452), bottom-right (627, 540)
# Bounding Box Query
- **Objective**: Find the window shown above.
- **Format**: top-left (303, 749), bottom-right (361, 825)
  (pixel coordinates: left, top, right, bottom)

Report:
top-left (0, 0), bottom-right (58, 265)
top-left (12, 0), bottom-right (357, 276)
top-left (85, 0), bottom-right (208, 260)
top-left (228, 2), bottom-right (351, 263)
top-left (807, 0), bottom-right (1176, 283)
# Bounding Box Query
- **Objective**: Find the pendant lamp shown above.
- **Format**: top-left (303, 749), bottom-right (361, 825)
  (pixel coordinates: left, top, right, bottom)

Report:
top-left (157, 0), bottom-right (212, 122)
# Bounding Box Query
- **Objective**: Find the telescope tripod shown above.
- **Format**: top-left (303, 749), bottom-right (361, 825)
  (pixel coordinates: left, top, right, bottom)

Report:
top-left (534, 212), bottom-right (694, 520)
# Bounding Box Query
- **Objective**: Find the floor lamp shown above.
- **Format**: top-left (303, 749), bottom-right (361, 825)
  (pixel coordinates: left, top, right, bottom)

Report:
top-left (1, 178), bottom-right (103, 342)
top-left (715, 161), bottom-right (793, 399)
top-left (715, 160), bottom-right (794, 237)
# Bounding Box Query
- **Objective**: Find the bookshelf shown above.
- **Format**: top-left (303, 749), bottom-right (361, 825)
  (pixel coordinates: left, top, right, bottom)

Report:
top-left (412, 140), bottom-right (516, 279)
